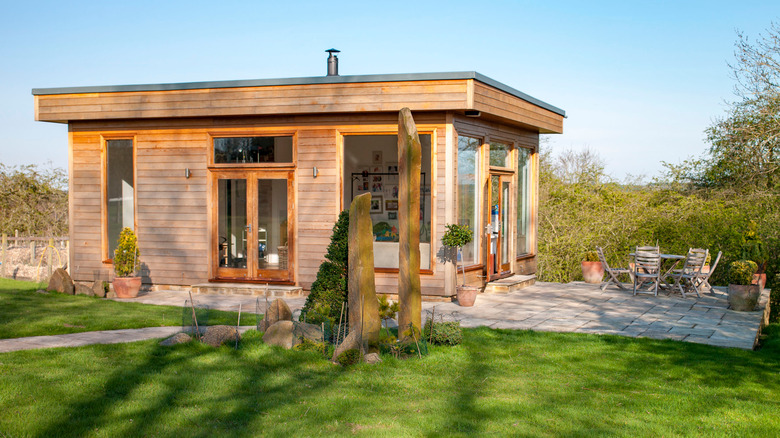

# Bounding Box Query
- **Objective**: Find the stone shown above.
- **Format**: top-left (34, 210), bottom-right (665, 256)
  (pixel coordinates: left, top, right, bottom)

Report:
top-left (201, 325), bottom-right (240, 347)
top-left (332, 330), bottom-right (361, 362)
top-left (259, 298), bottom-right (292, 331)
top-left (348, 193), bottom-right (380, 352)
top-left (74, 283), bottom-right (93, 296)
top-left (91, 280), bottom-right (106, 298)
top-left (364, 352), bottom-right (382, 364)
top-left (159, 332), bottom-right (192, 346)
top-left (397, 108), bottom-right (422, 338)
top-left (47, 268), bottom-right (74, 295)
top-left (105, 289), bottom-right (117, 299)
top-left (263, 321), bottom-right (324, 349)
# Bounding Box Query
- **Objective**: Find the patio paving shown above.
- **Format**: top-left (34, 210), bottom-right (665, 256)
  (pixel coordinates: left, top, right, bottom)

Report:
top-left (0, 281), bottom-right (770, 353)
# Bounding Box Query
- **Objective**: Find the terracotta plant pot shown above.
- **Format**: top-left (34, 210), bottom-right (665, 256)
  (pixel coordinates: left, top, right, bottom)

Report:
top-left (581, 261), bottom-right (604, 284)
top-left (752, 273), bottom-right (767, 291)
top-left (456, 285), bottom-right (480, 307)
top-left (728, 284), bottom-right (760, 311)
top-left (113, 276), bottom-right (142, 298)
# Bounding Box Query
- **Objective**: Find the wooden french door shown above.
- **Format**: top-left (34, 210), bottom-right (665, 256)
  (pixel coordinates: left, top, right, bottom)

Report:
top-left (212, 170), bottom-right (294, 282)
top-left (486, 173), bottom-right (513, 281)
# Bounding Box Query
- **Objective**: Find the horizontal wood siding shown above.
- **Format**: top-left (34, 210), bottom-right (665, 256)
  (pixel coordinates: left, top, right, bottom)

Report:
top-left (38, 81), bottom-right (470, 122)
top-left (472, 81), bottom-right (564, 134)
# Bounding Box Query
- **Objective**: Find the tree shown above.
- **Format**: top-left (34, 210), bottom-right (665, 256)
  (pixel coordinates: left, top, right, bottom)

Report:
top-left (0, 163), bottom-right (68, 236)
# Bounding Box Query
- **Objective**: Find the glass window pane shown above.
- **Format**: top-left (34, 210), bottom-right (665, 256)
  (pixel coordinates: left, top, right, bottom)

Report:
top-left (516, 148), bottom-right (530, 256)
top-left (489, 141), bottom-right (511, 167)
top-left (218, 179), bottom-right (247, 268)
top-left (107, 139), bottom-right (134, 258)
top-left (342, 134), bottom-right (431, 269)
top-left (257, 179), bottom-right (288, 271)
top-left (501, 180), bottom-right (510, 263)
top-left (214, 136), bottom-right (293, 164)
top-left (457, 135), bottom-right (480, 265)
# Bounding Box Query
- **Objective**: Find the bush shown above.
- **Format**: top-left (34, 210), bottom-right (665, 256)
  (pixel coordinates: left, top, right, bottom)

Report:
top-left (301, 210), bottom-right (349, 323)
top-left (113, 227), bottom-right (140, 277)
top-left (728, 260), bottom-right (758, 286)
top-left (0, 163), bottom-right (68, 236)
top-left (337, 348), bottom-right (361, 366)
top-left (583, 251), bottom-right (599, 262)
top-left (293, 338), bottom-right (329, 355)
top-left (422, 320), bottom-right (463, 346)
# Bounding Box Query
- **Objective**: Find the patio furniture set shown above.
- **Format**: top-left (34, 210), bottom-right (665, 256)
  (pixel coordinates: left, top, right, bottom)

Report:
top-left (596, 246), bottom-right (723, 298)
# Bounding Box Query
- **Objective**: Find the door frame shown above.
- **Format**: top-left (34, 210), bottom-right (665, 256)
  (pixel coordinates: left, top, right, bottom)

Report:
top-left (209, 169), bottom-right (295, 283)
top-left (485, 171), bottom-right (513, 281)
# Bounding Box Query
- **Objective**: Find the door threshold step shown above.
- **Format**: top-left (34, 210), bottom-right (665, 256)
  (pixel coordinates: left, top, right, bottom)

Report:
top-left (191, 283), bottom-right (304, 297)
top-left (484, 274), bottom-right (536, 294)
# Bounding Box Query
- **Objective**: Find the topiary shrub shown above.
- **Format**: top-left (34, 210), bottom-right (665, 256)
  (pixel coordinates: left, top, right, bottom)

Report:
top-left (301, 210), bottom-right (349, 324)
top-left (728, 260), bottom-right (758, 285)
top-left (337, 348), bottom-right (361, 366)
top-left (113, 227), bottom-right (140, 277)
top-left (422, 319), bottom-right (463, 346)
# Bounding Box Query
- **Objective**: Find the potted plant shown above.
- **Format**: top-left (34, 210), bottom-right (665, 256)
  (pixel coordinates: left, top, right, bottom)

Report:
top-left (727, 260), bottom-right (760, 311)
top-left (581, 250), bottom-right (604, 284)
top-left (442, 223), bottom-right (479, 306)
top-left (741, 234), bottom-right (768, 291)
top-left (112, 227), bottom-right (142, 298)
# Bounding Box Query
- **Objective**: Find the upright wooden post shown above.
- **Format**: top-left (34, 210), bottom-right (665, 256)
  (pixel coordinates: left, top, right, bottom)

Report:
top-left (1, 233), bottom-right (6, 278)
top-left (397, 108), bottom-right (422, 338)
top-left (348, 192), bottom-right (380, 352)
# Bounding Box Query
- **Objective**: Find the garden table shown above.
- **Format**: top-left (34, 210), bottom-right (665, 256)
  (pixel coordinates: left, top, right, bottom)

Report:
top-left (630, 253), bottom-right (685, 290)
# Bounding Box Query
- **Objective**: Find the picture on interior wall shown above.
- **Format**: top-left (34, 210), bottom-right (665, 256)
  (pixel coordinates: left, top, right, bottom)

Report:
top-left (385, 200), bottom-right (398, 211)
top-left (370, 196), bottom-right (383, 213)
top-left (372, 151), bottom-right (383, 165)
top-left (372, 182), bottom-right (383, 192)
top-left (388, 212), bottom-right (397, 220)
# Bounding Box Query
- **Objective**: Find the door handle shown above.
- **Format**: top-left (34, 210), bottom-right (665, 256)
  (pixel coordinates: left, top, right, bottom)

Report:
top-left (245, 224), bottom-right (252, 233)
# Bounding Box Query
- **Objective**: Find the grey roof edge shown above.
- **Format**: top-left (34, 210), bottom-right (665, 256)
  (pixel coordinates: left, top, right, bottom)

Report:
top-left (32, 71), bottom-right (565, 117)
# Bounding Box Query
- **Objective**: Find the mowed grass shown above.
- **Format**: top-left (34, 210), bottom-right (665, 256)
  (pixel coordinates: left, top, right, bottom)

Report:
top-left (1, 325), bottom-right (779, 437)
top-left (0, 278), bottom-right (256, 338)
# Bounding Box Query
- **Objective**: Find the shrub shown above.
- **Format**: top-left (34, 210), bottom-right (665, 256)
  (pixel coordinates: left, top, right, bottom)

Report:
top-left (294, 338), bottom-right (328, 355)
top-left (113, 227), bottom-right (140, 277)
top-left (728, 260), bottom-right (758, 286)
top-left (583, 251), bottom-right (599, 262)
top-left (337, 348), bottom-right (361, 366)
top-left (301, 210), bottom-right (349, 323)
top-left (422, 319), bottom-right (463, 346)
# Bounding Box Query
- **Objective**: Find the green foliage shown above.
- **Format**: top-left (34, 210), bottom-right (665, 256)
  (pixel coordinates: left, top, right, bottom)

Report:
top-left (301, 210), bottom-right (349, 323)
top-left (293, 338), bottom-right (328, 355)
top-left (583, 251), bottom-right (599, 262)
top-left (441, 223), bottom-right (473, 248)
top-left (336, 348), bottom-right (361, 366)
top-left (728, 260), bottom-right (758, 286)
top-left (422, 319), bottom-right (463, 346)
top-left (0, 163), bottom-right (68, 236)
top-left (113, 227), bottom-right (140, 277)
top-left (377, 295), bottom-right (399, 327)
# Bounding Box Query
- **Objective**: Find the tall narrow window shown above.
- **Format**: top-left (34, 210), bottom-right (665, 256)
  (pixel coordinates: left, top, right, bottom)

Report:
top-left (457, 136), bottom-right (480, 265)
top-left (106, 139), bottom-right (134, 258)
top-left (516, 148), bottom-right (530, 256)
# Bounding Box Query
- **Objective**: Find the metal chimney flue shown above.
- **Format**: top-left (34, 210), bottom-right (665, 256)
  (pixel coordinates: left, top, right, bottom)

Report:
top-left (326, 48), bottom-right (340, 76)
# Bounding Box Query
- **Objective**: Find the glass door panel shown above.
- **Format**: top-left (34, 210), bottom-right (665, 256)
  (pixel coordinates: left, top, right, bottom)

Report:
top-left (487, 173), bottom-right (512, 280)
top-left (255, 178), bottom-right (290, 280)
top-left (500, 177), bottom-right (511, 274)
top-left (217, 178), bottom-right (249, 277)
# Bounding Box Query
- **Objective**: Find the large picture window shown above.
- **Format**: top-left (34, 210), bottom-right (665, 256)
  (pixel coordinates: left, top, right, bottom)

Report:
top-left (343, 134), bottom-right (432, 270)
top-left (106, 139), bottom-right (134, 259)
top-left (457, 136), bottom-right (480, 265)
top-left (516, 147), bottom-right (531, 256)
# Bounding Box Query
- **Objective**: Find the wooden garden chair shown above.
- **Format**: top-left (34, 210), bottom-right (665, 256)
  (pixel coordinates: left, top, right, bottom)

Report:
top-left (694, 250), bottom-right (722, 294)
top-left (633, 246), bottom-right (661, 296)
top-left (596, 246), bottom-right (632, 291)
top-left (668, 248), bottom-right (708, 298)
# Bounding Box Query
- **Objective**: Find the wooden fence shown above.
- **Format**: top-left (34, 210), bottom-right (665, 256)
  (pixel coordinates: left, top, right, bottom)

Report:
top-left (0, 232), bottom-right (69, 280)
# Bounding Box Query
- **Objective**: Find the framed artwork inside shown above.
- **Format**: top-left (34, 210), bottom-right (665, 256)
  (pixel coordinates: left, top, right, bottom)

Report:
top-left (372, 151), bottom-right (383, 165)
top-left (370, 196), bottom-right (383, 213)
top-left (385, 199), bottom-right (398, 211)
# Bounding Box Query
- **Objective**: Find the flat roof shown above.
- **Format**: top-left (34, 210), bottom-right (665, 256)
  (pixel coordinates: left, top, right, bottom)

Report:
top-left (32, 71), bottom-right (565, 117)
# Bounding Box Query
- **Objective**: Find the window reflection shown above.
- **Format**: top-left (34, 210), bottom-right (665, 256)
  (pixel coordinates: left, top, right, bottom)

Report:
top-left (214, 136), bottom-right (293, 164)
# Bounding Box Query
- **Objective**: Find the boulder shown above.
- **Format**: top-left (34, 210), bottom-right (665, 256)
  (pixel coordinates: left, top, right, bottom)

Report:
top-left (74, 283), bottom-right (93, 296)
top-left (159, 332), bottom-right (192, 346)
top-left (105, 289), bottom-right (117, 299)
top-left (201, 325), bottom-right (240, 347)
top-left (91, 280), bottom-right (106, 298)
top-left (364, 352), bottom-right (382, 364)
top-left (332, 330), bottom-right (361, 362)
top-left (47, 268), bottom-right (74, 295)
top-left (263, 321), bottom-right (324, 349)
top-left (259, 298), bottom-right (292, 331)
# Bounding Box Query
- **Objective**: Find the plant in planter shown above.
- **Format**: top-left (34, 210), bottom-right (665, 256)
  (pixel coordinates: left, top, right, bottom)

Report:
top-left (741, 226), bottom-right (768, 290)
top-left (727, 260), bottom-right (760, 311)
top-left (442, 223), bottom-right (478, 306)
top-left (581, 250), bottom-right (604, 284)
top-left (112, 227), bottom-right (142, 298)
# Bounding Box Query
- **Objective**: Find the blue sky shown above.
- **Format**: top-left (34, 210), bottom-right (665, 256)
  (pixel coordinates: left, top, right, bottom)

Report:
top-left (1, 0), bottom-right (777, 179)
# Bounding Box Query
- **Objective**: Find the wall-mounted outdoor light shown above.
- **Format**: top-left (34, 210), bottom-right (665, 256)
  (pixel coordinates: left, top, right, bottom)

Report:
top-left (313, 166), bottom-right (319, 178)
top-left (465, 110), bottom-right (481, 117)
top-left (184, 168), bottom-right (191, 179)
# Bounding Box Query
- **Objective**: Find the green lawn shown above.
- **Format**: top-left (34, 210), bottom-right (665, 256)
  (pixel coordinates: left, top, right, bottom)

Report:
top-left (1, 324), bottom-right (779, 437)
top-left (0, 278), bottom-right (256, 338)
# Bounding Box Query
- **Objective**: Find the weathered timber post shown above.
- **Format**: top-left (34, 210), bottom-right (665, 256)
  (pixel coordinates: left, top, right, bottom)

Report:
top-left (397, 108), bottom-right (422, 338)
top-left (30, 241), bottom-right (36, 265)
top-left (47, 238), bottom-right (54, 278)
top-left (1, 233), bottom-right (6, 277)
top-left (348, 192), bottom-right (380, 352)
